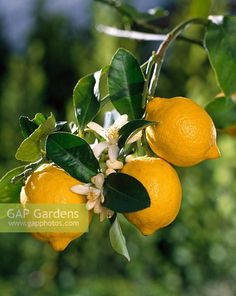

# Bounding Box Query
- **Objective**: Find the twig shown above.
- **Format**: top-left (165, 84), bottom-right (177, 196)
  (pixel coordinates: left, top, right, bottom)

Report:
top-left (97, 25), bottom-right (167, 41)
top-left (94, 0), bottom-right (163, 33)
top-left (97, 24), bottom-right (203, 46)
top-left (142, 53), bottom-right (156, 108)
top-left (148, 18), bottom-right (209, 98)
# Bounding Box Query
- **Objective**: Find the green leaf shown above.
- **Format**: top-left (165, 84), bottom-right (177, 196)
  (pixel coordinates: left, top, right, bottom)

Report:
top-left (73, 73), bottom-right (100, 132)
top-left (95, 0), bottom-right (168, 23)
top-left (46, 132), bottom-right (100, 183)
top-left (15, 113), bottom-right (56, 162)
top-left (204, 16), bottom-right (236, 96)
top-left (19, 113), bottom-right (47, 139)
top-left (33, 113), bottom-right (47, 125)
top-left (108, 48), bottom-right (145, 120)
top-left (205, 96), bottom-right (236, 129)
top-left (0, 166), bottom-right (25, 203)
top-left (103, 173), bottom-right (150, 213)
top-left (19, 116), bottom-right (38, 139)
top-left (55, 121), bottom-right (70, 132)
top-left (109, 216), bottom-right (130, 261)
top-left (11, 159), bottom-right (44, 185)
top-left (118, 119), bottom-right (156, 148)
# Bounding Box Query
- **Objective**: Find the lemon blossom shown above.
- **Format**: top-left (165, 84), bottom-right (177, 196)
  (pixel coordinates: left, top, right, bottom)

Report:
top-left (71, 173), bottom-right (114, 222)
top-left (71, 114), bottom-right (143, 220)
top-left (87, 114), bottom-right (128, 162)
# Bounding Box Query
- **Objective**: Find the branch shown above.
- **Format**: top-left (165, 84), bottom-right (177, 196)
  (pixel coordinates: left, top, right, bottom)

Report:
top-left (96, 25), bottom-right (203, 46)
top-left (148, 18), bottom-right (209, 97)
top-left (97, 25), bottom-right (166, 41)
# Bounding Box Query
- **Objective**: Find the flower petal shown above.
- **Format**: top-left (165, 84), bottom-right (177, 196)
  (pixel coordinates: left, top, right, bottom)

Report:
top-left (99, 209), bottom-right (107, 222)
top-left (86, 200), bottom-right (97, 211)
top-left (71, 184), bottom-right (90, 195)
top-left (100, 193), bottom-right (105, 203)
top-left (125, 154), bottom-right (136, 163)
top-left (87, 188), bottom-right (100, 200)
top-left (91, 173), bottom-right (104, 189)
top-left (103, 112), bottom-right (113, 129)
top-left (87, 122), bottom-right (106, 139)
top-left (106, 159), bottom-right (123, 170)
top-left (93, 199), bottom-right (102, 214)
top-left (92, 141), bottom-right (109, 159)
top-left (105, 168), bottom-right (116, 176)
top-left (108, 144), bottom-right (119, 162)
top-left (113, 114), bottom-right (128, 128)
top-left (127, 130), bottom-right (142, 144)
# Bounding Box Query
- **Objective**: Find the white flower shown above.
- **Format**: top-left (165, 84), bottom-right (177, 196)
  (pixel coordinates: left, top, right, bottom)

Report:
top-left (88, 113), bottom-right (143, 176)
top-left (71, 173), bottom-right (114, 222)
top-left (87, 114), bottom-right (128, 162)
top-left (125, 154), bottom-right (136, 163)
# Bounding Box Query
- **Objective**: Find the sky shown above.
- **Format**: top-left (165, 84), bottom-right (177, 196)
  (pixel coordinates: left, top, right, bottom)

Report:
top-left (0, 0), bottom-right (164, 50)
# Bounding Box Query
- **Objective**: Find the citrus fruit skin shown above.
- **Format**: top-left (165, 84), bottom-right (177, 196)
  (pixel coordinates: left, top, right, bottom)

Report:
top-left (121, 157), bottom-right (182, 235)
top-left (145, 97), bottom-right (220, 167)
top-left (21, 163), bottom-right (90, 251)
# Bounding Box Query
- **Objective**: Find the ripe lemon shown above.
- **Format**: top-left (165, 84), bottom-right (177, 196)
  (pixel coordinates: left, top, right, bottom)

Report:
top-left (146, 97), bottom-right (220, 167)
top-left (20, 163), bottom-right (90, 251)
top-left (122, 157), bottom-right (182, 235)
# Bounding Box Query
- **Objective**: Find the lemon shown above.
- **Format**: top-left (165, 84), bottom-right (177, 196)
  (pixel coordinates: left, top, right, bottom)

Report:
top-left (21, 163), bottom-right (90, 251)
top-left (122, 157), bottom-right (182, 235)
top-left (146, 97), bottom-right (220, 167)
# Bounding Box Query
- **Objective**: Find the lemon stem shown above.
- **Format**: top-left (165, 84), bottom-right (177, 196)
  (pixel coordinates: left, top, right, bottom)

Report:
top-left (142, 52), bottom-right (158, 106)
top-left (78, 130), bottom-right (84, 138)
top-left (147, 18), bottom-right (209, 101)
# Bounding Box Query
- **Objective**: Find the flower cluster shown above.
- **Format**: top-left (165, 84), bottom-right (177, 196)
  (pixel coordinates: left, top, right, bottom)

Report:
top-left (71, 114), bottom-right (141, 221)
top-left (71, 173), bottom-right (113, 221)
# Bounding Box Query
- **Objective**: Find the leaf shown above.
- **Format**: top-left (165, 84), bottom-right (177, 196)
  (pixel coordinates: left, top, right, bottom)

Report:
top-left (15, 113), bottom-right (56, 162)
top-left (0, 166), bottom-right (25, 203)
top-left (204, 16), bottom-right (236, 96)
top-left (46, 132), bottom-right (100, 183)
top-left (55, 121), bottom-right (70, 132)
top-left (108, 48), bottom-right (145, 120)
top-left (95, 0), bottom-right (168, 23)
top-left (118, 119), bottom-right (157, 148)
top-left (73, 73), bottom-right (100, 132)
top-left (11, 159), bottom-right (44, 185)
top-left (103, 173), bottom-right (150, 213)
top-left (205, 96), bottom-right (236, 129)
top-left (20, 116), bottom-right (38, 139)
top-left (109, 216), bottom-right (130, 261)
top-left (19, 113), bottom-right (47, 139)
top-left (33, 113), bottom-right (47, 125)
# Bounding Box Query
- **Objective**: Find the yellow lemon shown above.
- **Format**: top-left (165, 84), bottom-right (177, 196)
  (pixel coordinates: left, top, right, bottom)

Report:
top-left (146, 97), bottom-right (220, 167)
top-left (122, 157), bottom-right (182, 235)
top-left (21, 163), bottom-right (90, 251)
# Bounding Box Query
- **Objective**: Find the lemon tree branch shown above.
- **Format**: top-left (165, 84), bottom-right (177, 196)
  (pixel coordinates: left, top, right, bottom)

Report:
top-left (148, 18), bottom-right (209, 99)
